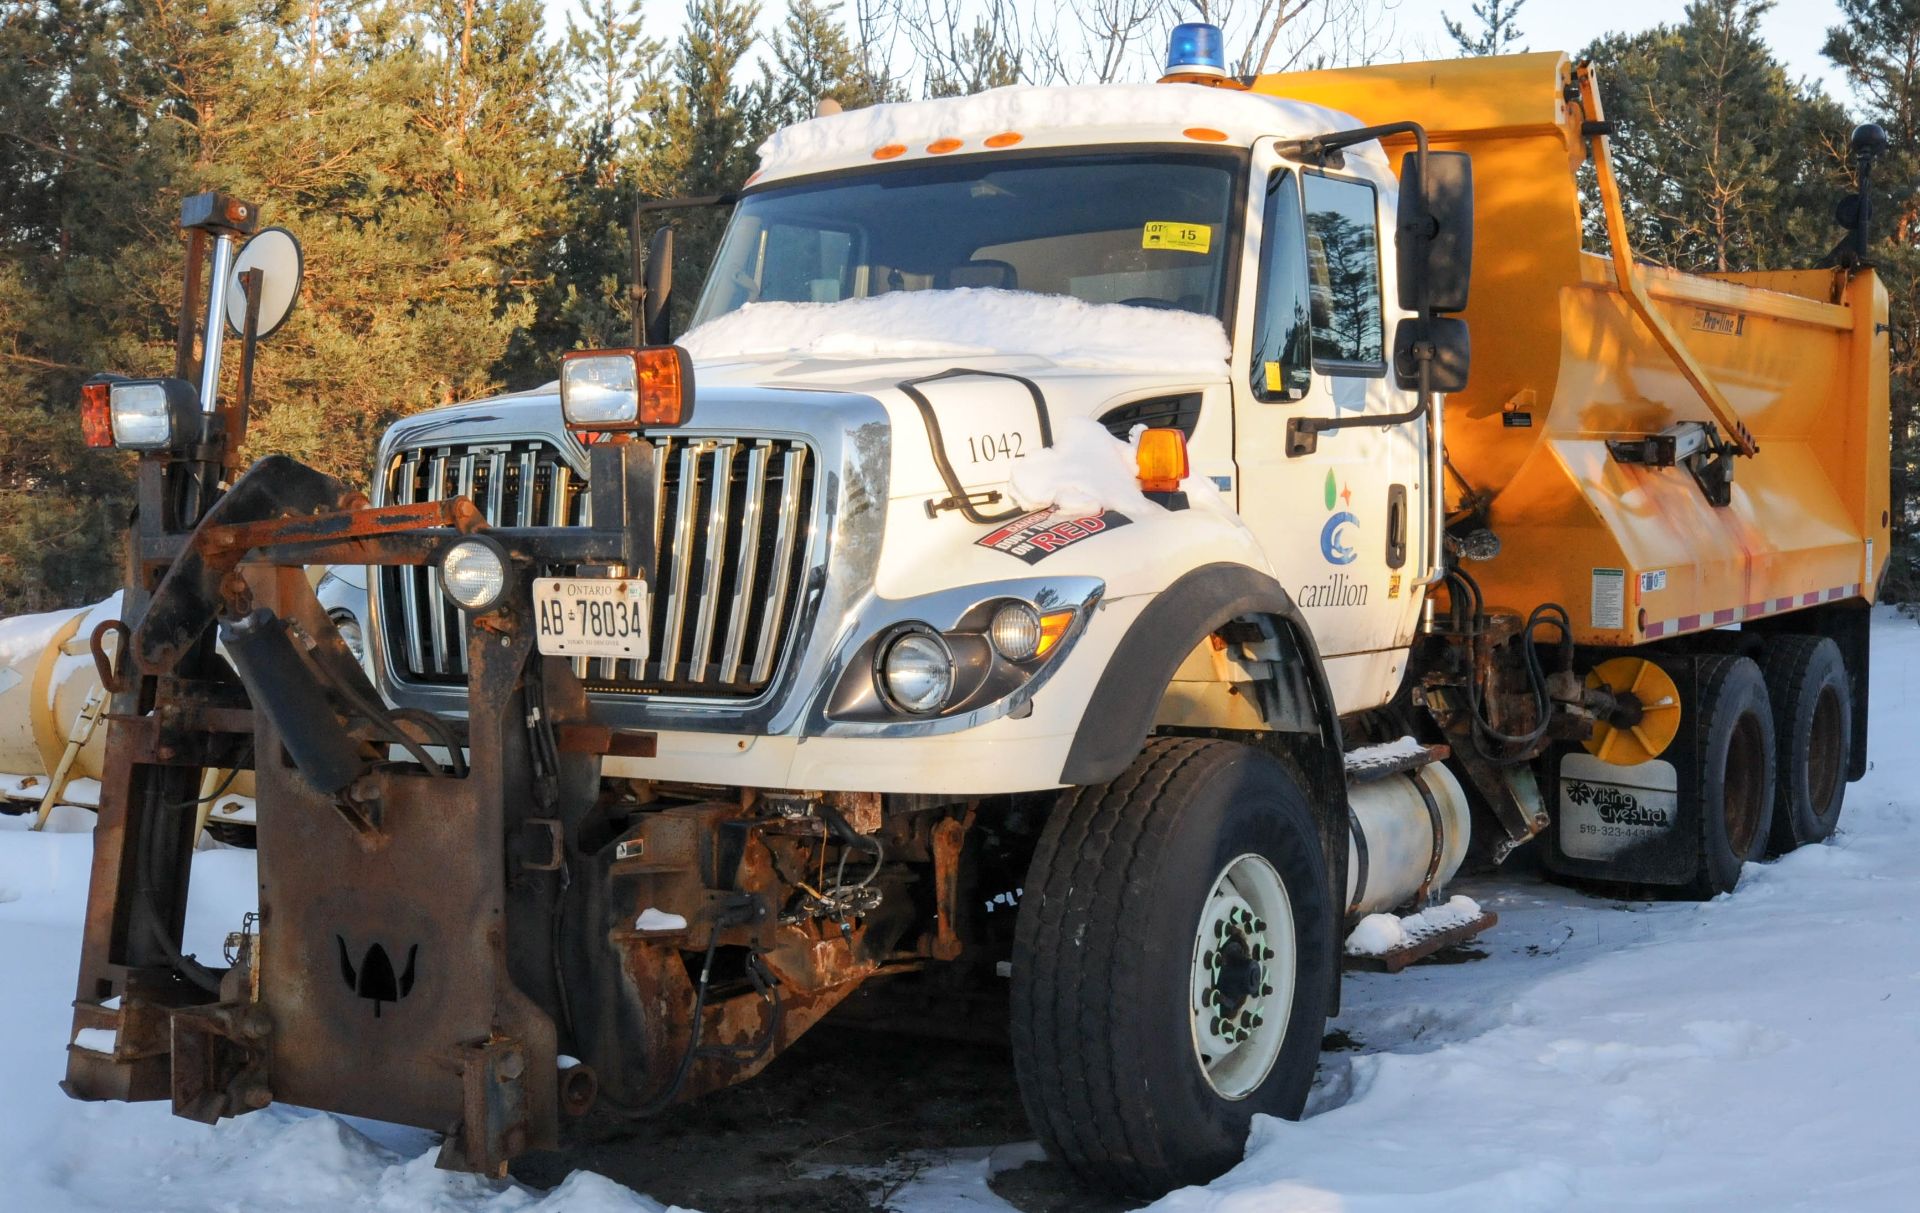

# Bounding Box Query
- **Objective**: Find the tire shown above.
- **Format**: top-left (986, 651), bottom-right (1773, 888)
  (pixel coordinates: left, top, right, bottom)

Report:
top-left (1687, 655), bottom-right (1776, 898)
top-left (1757, 636), bottom-right (1850, 853)
top-left (1010, 738), bottom-right (1335, 1198)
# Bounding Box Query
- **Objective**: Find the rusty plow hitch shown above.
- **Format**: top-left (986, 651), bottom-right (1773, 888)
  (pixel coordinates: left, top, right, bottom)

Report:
top-left (64, 441), bottom-right (662, 1175)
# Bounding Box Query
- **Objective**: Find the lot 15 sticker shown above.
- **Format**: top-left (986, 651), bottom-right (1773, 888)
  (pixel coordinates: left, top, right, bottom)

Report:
top-left (977, 507), bottom-right (1132, 564)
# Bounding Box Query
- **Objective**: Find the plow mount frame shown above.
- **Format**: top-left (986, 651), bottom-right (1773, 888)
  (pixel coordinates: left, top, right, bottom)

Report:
top-left (64, 439), bottom-right (658, 1175)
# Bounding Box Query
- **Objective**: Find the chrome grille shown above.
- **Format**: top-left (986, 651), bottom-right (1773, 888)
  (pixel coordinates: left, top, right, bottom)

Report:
top-left (379, 435), bottom-right (817, 698)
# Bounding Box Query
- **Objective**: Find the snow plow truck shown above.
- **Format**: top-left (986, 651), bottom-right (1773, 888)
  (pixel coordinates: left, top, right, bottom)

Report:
top-left (56, 29), bottom-right (1889, 1199)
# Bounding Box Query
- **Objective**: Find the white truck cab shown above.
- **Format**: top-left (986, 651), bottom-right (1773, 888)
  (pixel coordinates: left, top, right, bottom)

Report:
top-left (371, 81), bottom-right (1442, 798)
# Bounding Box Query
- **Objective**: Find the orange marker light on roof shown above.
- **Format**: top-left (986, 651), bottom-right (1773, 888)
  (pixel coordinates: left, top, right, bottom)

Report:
top-left (927, 138), bottom-right (963, 154)
top-left (1183, 127), bottom-right (1230, 142)
top-left (873, 143), bottom-right (907, 160)
top-left (1136, 428), bottom-right (1189, 493)
top-left (985, 132), bottom-right (1023, 148)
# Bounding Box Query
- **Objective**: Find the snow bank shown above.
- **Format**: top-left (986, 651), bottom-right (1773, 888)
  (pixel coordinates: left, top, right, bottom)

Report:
top-left (678, 289), bottom-right (1230, 376)
top-left (756, 84), bottom-right (1363, 178)
top-left (4, 617), bottom-right (1920, 1212)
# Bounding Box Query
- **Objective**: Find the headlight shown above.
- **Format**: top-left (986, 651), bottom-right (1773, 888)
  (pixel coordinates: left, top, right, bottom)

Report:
top-left (879, 629), bottom-right (953, 715)
top-left (330, 611), bottom-right (365, 662)
top-left (80, 377), bottom-right (199, 451)
top-left (989, 602), bottom-right (1041, 661)
top-left (559, 346), bottom-right (694, 431)
top-left (440, 537), bottom-right (510, 612)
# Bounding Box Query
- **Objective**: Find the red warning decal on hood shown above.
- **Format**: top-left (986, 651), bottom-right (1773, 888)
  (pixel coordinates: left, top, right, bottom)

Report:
top-left (977, 507), bottom-right (1133, 565)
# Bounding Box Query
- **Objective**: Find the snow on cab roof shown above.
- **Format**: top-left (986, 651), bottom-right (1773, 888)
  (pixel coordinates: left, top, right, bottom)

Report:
top-left (755, 82), bottom-right (1369, 182)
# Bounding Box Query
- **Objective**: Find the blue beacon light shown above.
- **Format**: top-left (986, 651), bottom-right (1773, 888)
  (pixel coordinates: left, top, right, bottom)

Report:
top-left (1164, 22), bottom-right (1228, 79)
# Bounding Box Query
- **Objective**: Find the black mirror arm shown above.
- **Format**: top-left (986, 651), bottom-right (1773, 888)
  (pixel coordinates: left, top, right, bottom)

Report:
top-left (628, 192), bottom-right (739, 347)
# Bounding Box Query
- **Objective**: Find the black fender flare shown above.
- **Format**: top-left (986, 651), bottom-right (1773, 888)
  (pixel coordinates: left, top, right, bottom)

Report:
top-left (1059, 562), bottom-right (1344, 787)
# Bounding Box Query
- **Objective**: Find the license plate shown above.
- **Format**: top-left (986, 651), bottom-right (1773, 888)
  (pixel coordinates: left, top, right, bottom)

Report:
top-left (533, 577), bottom-right (650, 660)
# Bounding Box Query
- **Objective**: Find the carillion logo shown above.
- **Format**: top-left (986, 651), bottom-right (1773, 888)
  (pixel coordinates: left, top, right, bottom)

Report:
top-left (1319, 471), bottom-right (1358, 566)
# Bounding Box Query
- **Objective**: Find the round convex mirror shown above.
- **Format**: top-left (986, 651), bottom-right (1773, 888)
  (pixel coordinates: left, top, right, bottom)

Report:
top-left (225, 226), bottom-right (304, 339)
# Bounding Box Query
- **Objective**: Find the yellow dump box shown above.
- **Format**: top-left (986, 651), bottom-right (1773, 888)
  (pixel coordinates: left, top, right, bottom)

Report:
top-left (1258, 53), bottom-right (1889, 645)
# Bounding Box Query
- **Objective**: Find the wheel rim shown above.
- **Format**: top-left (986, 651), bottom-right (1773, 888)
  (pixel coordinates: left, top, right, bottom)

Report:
top-left (1807, 686), bottom-right (1844, 819)
top-left (1188, 853), bottom-right (1295, 1100)
top-left (1724, 713), bottom-right (1767, 857)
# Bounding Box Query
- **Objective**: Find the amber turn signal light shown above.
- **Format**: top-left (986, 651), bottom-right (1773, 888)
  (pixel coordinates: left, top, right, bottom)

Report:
top-left (1135, 427), bottom-right (1190, 493)
top-left (1035, 609), bottom-right (1075, 659)
top-left (80, 381), bottom-right (114, 449)
top-left (559, 346), bottom-right (695, 432)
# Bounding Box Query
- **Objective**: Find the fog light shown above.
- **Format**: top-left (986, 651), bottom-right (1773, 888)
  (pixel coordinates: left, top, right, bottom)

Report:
top-left (330, 611), bottom-right (365, 662)
top-left (440, 537), bottom-right (510, 612)
top-left (989, 602), bottom-right (1042, 661)
top-left (880, 629), bottom-right (953, 714)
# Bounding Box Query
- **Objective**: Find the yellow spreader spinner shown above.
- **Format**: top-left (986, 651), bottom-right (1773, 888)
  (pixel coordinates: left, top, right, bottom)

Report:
top-left (1583, 656), bottom-right (1683, 766)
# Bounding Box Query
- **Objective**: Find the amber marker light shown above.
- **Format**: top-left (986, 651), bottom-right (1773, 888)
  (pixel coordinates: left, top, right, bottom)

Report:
top-left (927, 138), bottom-right (963, 154)
top-left (1035, 610), bottom-right (1075, 659)
top-left (1183, 127), bottom-right (1230, 142)
top-left (79, 381), bottom-right (114, 449)
top-left (985, 132), bottom-right (1023, 148)
top-left (1136, 427), bottom-right (1190, 493)
top-left (873, 143), bottom-right (907, 159)
top-left (559, 346), bottom-right (694, 432)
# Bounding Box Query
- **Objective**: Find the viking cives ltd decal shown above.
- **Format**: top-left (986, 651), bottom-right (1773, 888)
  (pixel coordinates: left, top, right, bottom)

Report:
top-left (1563, 780), bottom-right (1672, 829)
top-left (977, 507), bottom-right (1132, 564)
top-left (1557, 753), bottom-right (1679, 862)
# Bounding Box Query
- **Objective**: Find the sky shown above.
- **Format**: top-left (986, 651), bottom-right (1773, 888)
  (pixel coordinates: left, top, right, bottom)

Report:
top-left (544, 0), bottom-right (1866, 114)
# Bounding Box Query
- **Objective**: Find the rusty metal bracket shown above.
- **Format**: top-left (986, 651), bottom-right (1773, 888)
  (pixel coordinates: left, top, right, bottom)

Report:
top-left (438, 1037), bottom-right (533, 1178)
top-left (171, 1001), bottom-right (272, 1124)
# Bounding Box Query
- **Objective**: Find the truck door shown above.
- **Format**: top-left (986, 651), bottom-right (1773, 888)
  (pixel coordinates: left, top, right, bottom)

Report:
top-left (1231, 139), bottom-right (1429, 712)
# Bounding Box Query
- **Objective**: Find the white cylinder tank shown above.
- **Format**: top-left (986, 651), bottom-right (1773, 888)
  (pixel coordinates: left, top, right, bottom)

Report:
top-left (1344, 762), bottom-right (1472, 916)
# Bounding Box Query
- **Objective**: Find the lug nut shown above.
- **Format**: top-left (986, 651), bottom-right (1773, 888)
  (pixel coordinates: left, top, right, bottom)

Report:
top-left (1209, 1016), bottom-right (1224, 1035)
top-left (1252, 917), bottom-right (1266, 932)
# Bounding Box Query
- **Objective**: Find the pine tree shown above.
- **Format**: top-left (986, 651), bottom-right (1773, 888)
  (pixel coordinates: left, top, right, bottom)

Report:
top-left (648, 0), bottom-right (766, 326)
top-left (1582, 1), bottom-right (1850, 274)
top-left (1825, 0), bottom-right (1920, 598)
top-left (764, 0), bottom-right (896, 128)
top-left (1444, 0), bottom-right (1526, 57)
top-left (925, 19), bottom-right (1022, 97)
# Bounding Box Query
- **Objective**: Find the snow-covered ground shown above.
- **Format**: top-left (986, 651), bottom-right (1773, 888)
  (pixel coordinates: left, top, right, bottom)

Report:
top-left (2, 612), bottom-right (1916, 1211)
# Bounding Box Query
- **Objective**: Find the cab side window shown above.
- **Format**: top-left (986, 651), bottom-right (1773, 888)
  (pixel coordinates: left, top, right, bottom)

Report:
top-left (1250, 169), bottom-right (1312, 402)
top-left (1302, 171), bottom-right (1385, 371)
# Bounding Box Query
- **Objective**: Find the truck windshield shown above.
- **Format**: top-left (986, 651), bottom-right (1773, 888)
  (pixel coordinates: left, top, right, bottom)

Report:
top-left (689, 151), bottom-right (1241, 326)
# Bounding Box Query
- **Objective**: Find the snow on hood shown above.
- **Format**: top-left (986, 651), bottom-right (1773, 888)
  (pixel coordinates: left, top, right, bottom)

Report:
top-left (678, 290), bottom-right (1230, 377)
top-left (755, 83), bottom-right (1364, 178)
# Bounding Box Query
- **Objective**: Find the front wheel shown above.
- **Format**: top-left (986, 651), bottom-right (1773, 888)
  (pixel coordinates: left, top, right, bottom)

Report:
top-left (1010, 738), bottom-right (1335, 1198)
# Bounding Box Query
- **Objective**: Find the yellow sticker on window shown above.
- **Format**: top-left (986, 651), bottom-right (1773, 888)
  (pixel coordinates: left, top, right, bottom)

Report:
top-left (1143, 221), bottom-right (1212, 254)
top-left (1264, 361), bottom-right (1284, 393)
